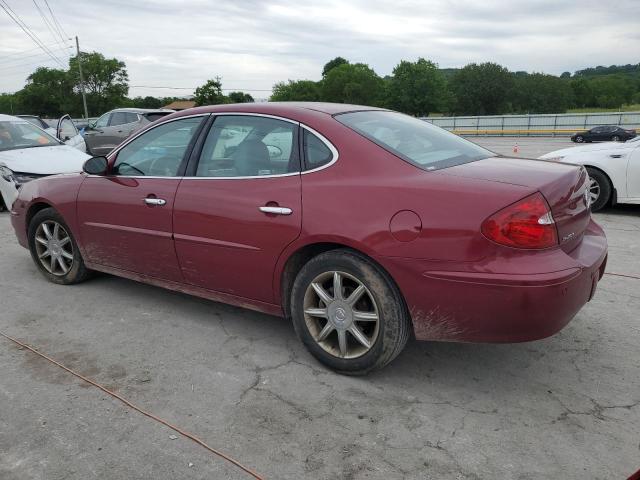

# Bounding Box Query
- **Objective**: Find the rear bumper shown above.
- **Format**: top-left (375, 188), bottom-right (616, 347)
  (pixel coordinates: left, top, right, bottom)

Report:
top-left (378, 219), bottom-right (608, 343)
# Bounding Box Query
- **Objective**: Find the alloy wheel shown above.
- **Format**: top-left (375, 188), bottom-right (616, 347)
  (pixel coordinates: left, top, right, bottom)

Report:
top-left (612, 135), bottom-right (620, 142)
top-left (588, 177), bottom-right (601, 205)
top-left (303, 271), bottom-right (380, 359)
top-left (34, 220), bottom-right (74, 276)
top-left (575, 136), bottom-right (584, 143)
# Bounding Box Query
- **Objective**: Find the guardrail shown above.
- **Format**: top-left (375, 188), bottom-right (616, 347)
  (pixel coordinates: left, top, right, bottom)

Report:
top-left (422, 112), bottom-right (640, 136)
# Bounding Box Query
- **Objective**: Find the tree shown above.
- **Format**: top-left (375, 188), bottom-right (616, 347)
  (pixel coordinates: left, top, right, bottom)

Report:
top-left (387, 58), bottom-right (450, 116)
top-left (19, 67), bottom-right (72, 117)
top-left (194, 78), bottom-right (227, 106)
top-left (450, 63), bottom-right (515, 115)
top-left (512, 73), bottom-right (574, 113)
top-left (68, 52), bottom-right (129, 115)
top-left (321, 63), bottom-right (384, 106)
top-left (322, 57), bottom-right (348, 77)
top-left (227, 91), bottom-right (254, 103)
top-left (270, 80), bottom-right (321, 101)
top-left (0, 93), bottom-right (18, 115)
top-left (129, 96), bottom-right (163, 109)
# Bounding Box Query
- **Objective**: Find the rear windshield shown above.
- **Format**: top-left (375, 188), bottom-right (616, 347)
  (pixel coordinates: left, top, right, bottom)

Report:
top-left (335, 110), bottom-right (493, 171)
top-left (145, 113), bottom-right (172, 122)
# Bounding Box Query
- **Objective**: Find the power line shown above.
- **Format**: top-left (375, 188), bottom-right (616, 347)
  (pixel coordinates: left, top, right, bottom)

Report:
top-left (31, 0), bottom-right (65, 46)
top-left (129, 85), bottom-right (274, 92)
top-left (0, 41), bottom-right (63, 59)
top-left (0, 0), bottom-right (66, 68)
top-left (0, 44), bottom-right (72, 65)
top-left (1, 53), bottom-right (71, 72)
top-left (42, 0), bottom-right (69, 41)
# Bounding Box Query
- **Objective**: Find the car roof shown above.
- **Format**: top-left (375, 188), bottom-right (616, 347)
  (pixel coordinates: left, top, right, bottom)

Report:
top-left (109, 108), bottom-right (175, 114)
top-left (0, 113), bottom-right (33, 122)
top-left (181, 102), bottom-right (386, 116)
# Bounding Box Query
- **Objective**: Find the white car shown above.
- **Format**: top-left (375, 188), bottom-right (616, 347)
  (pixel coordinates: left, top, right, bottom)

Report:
top-left (0, 114), bottom-right (90, 211)
top-left (17, 114), bottom-right (87, 152)
top-left (539, 137), bottom-right (640, 211)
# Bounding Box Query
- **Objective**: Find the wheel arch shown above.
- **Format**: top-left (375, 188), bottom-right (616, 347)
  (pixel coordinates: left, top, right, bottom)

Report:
top-left (26, 201), bottom-right (55, 231)
top-left (584, 164), bottom-right (617, 204)
top-left (276, 238), bottom-right (407, 321)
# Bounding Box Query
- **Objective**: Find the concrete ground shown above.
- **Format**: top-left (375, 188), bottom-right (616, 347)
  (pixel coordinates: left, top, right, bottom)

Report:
top-left (1, 140), bottom-right (639, 479)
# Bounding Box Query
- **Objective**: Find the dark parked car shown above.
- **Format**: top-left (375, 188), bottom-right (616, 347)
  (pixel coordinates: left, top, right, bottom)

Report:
top-left (83, 108), bottom-right (173, 156)
top-left (10, 103), bottom-right (608, 374)
top-left (571, 125), bottom-right (637, 143)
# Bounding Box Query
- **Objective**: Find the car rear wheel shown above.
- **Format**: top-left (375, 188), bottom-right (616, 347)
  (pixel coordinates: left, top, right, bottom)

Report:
top-left (28, 208), bottom-right (92, 285)
top-left (585, 168), bottom-right (611, 212)
top-left (611, 135), bottom-right (620, 142)
top-left (291, 249), bottom-right (411, 375)
top-left (574, 135), bottom-right (584, 143)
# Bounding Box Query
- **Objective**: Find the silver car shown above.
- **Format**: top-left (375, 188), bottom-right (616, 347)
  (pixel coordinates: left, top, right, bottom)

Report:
top-left (83, 108), bottom-right (174, 156)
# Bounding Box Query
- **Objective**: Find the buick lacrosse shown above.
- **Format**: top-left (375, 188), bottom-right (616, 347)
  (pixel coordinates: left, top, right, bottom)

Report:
top-left (10, 103), bottom-right (608, 374)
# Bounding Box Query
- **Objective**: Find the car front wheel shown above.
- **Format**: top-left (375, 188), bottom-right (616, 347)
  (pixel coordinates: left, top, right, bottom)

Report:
top-left (574, 135), bottom-right (584, 143)
top-left (586, 168), bottom-right (612, 212)
top-left (291, 249), bottom-right (411, 375)
top-left (28, 208), bottom-right (92, 285)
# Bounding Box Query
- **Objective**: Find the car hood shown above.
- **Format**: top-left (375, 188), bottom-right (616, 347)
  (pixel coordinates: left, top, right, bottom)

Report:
top-left (539, 141), bottom-right (634, 159)
top-left (0, 145), bottom-right (90, 174)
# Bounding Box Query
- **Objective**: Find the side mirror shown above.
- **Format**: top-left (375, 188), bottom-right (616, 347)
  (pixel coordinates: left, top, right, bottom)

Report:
top-left (83, 156), bottom-right (109, 175)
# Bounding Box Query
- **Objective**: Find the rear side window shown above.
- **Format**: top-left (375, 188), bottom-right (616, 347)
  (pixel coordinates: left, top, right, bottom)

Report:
top-left (110, 112), bottom-right (138, 126)
top-left (336, 110), bottom-right (492, 171)
top-left (303, 130), bottom-right (334, 170)
top-left (196, 115), bottom-right (299, 177)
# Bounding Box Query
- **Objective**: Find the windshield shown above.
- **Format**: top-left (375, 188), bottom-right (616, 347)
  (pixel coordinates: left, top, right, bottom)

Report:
top-left (0, 120), bottom-right (60, 152)
top-left (336, 110), bottom-right (493, 171)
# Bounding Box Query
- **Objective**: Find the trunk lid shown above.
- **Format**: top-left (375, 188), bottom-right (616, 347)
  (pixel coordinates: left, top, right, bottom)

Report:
top-left (443, 156), bottom-right (591, 252)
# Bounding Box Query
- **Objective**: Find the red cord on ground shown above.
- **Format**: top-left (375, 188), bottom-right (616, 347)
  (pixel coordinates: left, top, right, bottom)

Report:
top-left (0, 332), bottom-right (265, 480)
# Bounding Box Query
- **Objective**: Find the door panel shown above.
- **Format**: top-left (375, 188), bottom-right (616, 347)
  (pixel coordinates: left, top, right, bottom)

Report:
top-left (173, 114), bottom-right (302, 303)
top-left (173, 176), bottom-right (301, 302)
top-left (627, 145), bottom-right (640, 198)
top-left (76, 115), bottom-right (206, 281)
top-left (77, 177), bottom-right (183, 281)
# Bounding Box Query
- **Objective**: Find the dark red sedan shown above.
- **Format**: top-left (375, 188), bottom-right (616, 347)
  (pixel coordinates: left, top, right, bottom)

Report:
top-left (10, 103), bottom-right (608, 374)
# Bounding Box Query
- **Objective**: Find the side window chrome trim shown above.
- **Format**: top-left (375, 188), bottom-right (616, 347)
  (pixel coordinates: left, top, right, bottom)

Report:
top-left (300, 125), bottom-right (339, 175)
top-left (107, 113), bottom-right (211, 160)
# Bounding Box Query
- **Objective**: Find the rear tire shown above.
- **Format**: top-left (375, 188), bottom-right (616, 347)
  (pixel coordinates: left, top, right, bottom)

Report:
top-left (28, 208), bottom-right (92, 285)
top-left (586, 168), bottom-right (611, 212)
top-left (290, 249), bottom-right (411, 375)
top-left (611, 135), bottom-right (620, 142)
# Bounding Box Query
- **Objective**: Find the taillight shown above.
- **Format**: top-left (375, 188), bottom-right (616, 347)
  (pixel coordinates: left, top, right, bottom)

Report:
top-left (481, 192), bottom-right (558, 249)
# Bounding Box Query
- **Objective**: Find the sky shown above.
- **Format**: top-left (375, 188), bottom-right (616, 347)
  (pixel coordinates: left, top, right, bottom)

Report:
top-left (1, 0), bottom-right (638, 98)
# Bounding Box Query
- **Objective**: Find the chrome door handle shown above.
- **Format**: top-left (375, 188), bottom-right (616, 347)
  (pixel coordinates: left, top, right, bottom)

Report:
top-left (144, 198), bottom-right (166, 206)
top-left (259, 206), bottom-right (292, 215)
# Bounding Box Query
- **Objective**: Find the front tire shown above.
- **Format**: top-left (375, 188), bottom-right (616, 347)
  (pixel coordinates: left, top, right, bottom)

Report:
top-left (574, 135), bottom-right (584, 143)
top-left (586, 168), bottom-right (611, 212)
top-left (28, 208), bottom-right (92, 285)
top-left (290, 249), bottom-right (411, 375)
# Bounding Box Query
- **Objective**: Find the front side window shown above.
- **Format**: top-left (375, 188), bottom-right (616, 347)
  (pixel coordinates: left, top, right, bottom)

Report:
top-left (112, 117), bottom-right (203, 177)
top-left (95, 113), bottom-right (110, 128)
top-left (0, 120), bottom-right (59, 152)
top-left (336, 111), bottom-right (492, 171)
top-left (196, 115), bottom-right (299, 177)
top-left (59, 117), bottom-right (77, 140)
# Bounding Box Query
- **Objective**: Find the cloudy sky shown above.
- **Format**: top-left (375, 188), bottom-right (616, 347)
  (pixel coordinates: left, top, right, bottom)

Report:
top-left (1, 0), bottom-right (638, 98)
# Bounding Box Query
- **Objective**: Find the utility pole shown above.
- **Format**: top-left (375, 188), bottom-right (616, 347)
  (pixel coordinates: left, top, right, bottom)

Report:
top-left (75, 36), bottom-right (89, 120)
